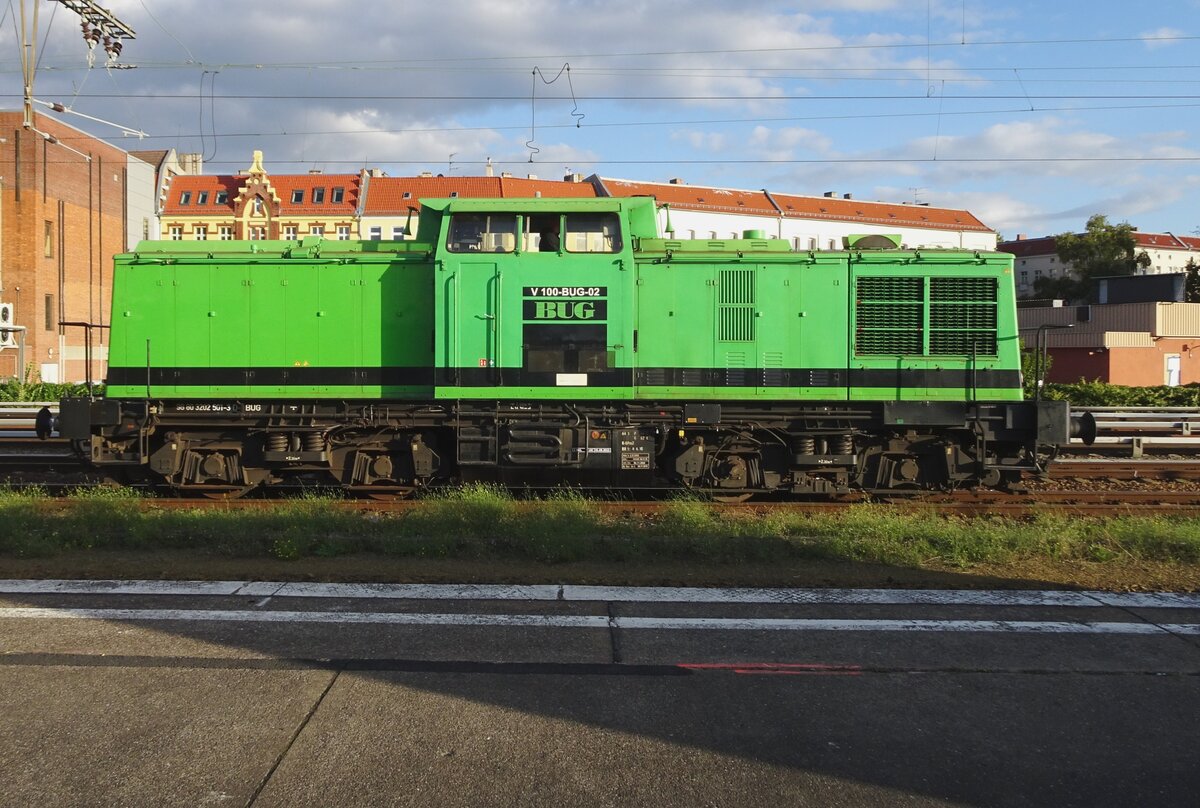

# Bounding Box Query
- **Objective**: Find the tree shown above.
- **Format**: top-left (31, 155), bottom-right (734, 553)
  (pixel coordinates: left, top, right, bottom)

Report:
top-left (1032, 214), bottom-right (1140, 303)
top-left (1186, 258), bottom-right (1200, 303)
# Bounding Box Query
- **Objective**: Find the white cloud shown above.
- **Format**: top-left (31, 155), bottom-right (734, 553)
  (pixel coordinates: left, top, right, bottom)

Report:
top-left (1139, 27), bottom-right (1187, 48)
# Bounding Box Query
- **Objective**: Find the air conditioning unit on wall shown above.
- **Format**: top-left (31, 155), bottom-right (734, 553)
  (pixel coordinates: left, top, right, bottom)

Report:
top-left (0, 303), bottom-right (14, 348)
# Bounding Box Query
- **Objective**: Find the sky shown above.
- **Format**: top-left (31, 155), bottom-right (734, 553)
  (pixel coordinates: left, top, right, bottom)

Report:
top-left (3, 0), bottom-right (1199, 238)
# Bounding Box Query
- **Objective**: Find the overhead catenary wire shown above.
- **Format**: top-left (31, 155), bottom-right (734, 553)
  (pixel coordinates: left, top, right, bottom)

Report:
top-left (26, 100), bottom-right (1200, 143)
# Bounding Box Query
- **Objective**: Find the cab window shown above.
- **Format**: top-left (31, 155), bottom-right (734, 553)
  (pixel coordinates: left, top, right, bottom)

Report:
top-left (564, 213), bottom-right (622, 253)
top-left (447, 213), bottom-right (517, 253)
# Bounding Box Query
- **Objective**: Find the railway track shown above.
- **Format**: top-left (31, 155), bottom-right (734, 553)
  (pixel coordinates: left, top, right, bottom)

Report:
top-left (11, 489), bottom-right (1200, 517)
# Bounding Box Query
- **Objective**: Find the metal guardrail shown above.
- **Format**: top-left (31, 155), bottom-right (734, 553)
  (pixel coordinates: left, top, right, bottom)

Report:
top-left (1070, 406), bottom-right (1200, 455)
top-left (0, 402), bottom-right (58, 432)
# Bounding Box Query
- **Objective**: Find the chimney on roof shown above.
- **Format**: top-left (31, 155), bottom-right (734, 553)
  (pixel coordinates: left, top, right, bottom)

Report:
top-left (527, 173), bottom-right (537, 180)
top-left (500, 172), bottom-right (512, 179)
top-left (669, 178), bottom-right (684, 185)
top-left (843, 193), bottom-right (853, 200)
top-left (485, 157), bottom-right (493, 178)
top-left (308, 169), bottom-right (322, 175)
top-left (564, 173), bottom-right (582, 183)
top-left (1017, 234), bottom-right (1027, 241)
top-left (369, 168), bottom-right (387, 178)
top-left (823, 191), bottom-right (836, 198)
top-left (419, 171), bottom-right (433, 178)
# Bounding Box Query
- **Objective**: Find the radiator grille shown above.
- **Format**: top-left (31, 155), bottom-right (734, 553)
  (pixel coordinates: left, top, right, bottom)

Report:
top-left (717, 269), bottom-right (756, 342)
top-left (929, 277), bottom-right (998, 357)
top-left (855, 276), bottom-right (924, 355)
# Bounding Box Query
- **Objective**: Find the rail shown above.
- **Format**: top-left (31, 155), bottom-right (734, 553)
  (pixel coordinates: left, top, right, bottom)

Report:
top-left (0, 402), bottom-right (1197, 453)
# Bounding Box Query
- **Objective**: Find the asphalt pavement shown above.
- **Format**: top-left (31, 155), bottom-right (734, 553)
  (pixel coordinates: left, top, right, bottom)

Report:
top-left (1, 580), bottom-right (1198, 807)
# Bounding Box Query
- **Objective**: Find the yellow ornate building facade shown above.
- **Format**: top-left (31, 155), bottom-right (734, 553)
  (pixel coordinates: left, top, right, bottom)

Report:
top-left (159, 151), bottom-right (362, 242)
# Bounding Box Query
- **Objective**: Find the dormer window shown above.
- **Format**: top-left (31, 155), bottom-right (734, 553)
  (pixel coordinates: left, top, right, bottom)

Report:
top-left (197, 191), bottom-right (209, 205)
top-left (403, 191), bottom-right (412, 199)
top-left (449, 192), bottom-right (459, 198)
top-left (312, 188), bottom-right (326, 204)
top-left (215, 191), bottom-right (228, 204)
top-left (292, 189), bottom-right (304, 204)
top-left (179, 191), bottom-right (192, 205)
top-left (331, 187), bottom-right (344, 203)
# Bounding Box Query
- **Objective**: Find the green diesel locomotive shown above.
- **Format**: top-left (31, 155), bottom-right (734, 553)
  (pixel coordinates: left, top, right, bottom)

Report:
top-left (51, 196), bottom-right (1091, 497)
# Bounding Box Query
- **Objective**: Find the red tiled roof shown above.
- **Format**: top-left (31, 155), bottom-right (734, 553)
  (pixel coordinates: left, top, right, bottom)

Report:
top-left (999, 232), bottom-right (1200, 257)
top-left (996, 236), bottom-right (1057, 258)
top-left (130, 149), bottom-right (169, 167)
top-left (362, 176), bottom-right (596, 214)
top-left (162, 173), bottom-right (360, 216)
top-left (161, 175), bottom-right (243, 214)
top-left (769, 192), bottom-right (990, 232)
top-left (498, 177), bottom-right (596, 199)
top-left (594, 177), bottom-right (991, 232)
top-left (597, 178), bottom-right (777, 215)
top-left (268, 174), bottom-right (360, 215)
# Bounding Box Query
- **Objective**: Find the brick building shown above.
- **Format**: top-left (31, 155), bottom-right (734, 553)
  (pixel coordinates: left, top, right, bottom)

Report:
top-left (0, 111), bottom-right (130, 383)
top-left (1019, 302), bottom-right (1200, 386)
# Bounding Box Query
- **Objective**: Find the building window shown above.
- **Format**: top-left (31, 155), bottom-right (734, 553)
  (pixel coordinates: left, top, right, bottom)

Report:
top-left (180, 191), bottom-right (192, 205)
top-left (197, 191), bottom-right (209, 205)
top-left (45, 295), bottom-right (55, 331)
top-left (808, 237), bottom-right (817, 250)
top-left (331, 187), bottom-right (344, 203)
top-left (195, 226), bottom-right (207, 241)
top-left (219, 226), bottom-right (233, 240)
top-left (392, 226), bottom-right (405, 240)
top-left (310, 226), bottom-right (324, 237)
top-left (215, 191), bottom-right (228, 204)
top-left (44, 220), bottom-right (54, 257)
top-left (449, 192), bottom-right (459, 198)
top-left (402, 191), bottom-right (412, 199)
top-left (283, 225), bottom-right (298, 240)
top-left (249, 226), bottom-right (265, 240)
top-left (336, 225), bottom-right (350, 240)
top-left (828, 239), bottom-right (837, 250)
top-left (253, 197), bottom-right (264, 215)
top-left (369, 226), bottom-right (382, 240)
top-left (291, 189), bottom-right (304, 204)
top-left (169, 226), bottom-right (183, 240)
top-left (312, 188), bottom-right (326, 204)
top-left (1020, 271), bottom-right (1029, 282)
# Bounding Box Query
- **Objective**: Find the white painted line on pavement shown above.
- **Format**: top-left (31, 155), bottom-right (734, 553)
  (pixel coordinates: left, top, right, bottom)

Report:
top-left (2, 580), bottom-right (1199, 609)
top-left (0, 606), bottom-right (1194, 635)
top-left (562, 587), bottom-right (1107, 607)
top-left (0, 580), bottom-right (250, 596)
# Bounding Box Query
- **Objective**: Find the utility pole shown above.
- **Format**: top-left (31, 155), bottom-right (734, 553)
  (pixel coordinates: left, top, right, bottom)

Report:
top-left (17, 0), bottom-right (136, 129)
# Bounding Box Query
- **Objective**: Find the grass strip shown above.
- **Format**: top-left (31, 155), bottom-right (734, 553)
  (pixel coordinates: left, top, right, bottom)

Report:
top-left (0, 484), bottom-right (1198, 569)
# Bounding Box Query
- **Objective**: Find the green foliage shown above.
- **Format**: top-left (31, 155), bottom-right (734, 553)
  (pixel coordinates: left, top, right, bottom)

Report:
top-left (1033, 214), bottom-right (1140, 304)
top-left (2, 492), bottom-right (1199, 571)
top-left (1185, 258), bottom-right (1200, 303)
top-left (1043, 380), bottom-right (1200, 406)
top-left (0, 364), bottom-right (100, 401)
top-left (1018, 338), bottom-right (1053, 399)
